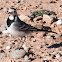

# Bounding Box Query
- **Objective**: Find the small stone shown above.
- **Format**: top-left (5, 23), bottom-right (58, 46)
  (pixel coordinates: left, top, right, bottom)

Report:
top-left (9, 49), bottom-right (26, 59)
top-left (43, 14), bottom-right (53, 26)
top-left (6, 46), bottom-right (11, 50)
top-left (0, 24), bottom-right (6, 32)
top-left (2, 8), bottom-right (7, 12)
top-left (22, 7), bottom-right (27, 11)
top-left (22, 44), bottom-right (29, 52)
top-left (8, 34), bottom-right (12, 37)
top-left (56, 19), bottom-right (62, 25)
top-left (0, 53), bottom-right (7, 58)
top-left (37, 32), bottom-right (45, 38)
top-left (24, 55), bottom-right (30, 62)
top-left (41, 42), bottom-right (48, 46)
top-left (21, 0), bottom-right (24, 3)
top-left (43, 58), bottom-right (48, 61)
top-left (49, 52), bottom-right (57, 55)
top-left (55, 54), bottom-right (60, 59)
top-left (19, 15), bottom-right (30, 21)
top-left (46, 36), bottom-right (51, 38)
top-left (9, 1), bottom-right (14, 3)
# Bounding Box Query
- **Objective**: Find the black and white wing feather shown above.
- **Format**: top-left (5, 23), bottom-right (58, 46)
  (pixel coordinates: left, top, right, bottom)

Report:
top-left (12, 18), bottom-right (40, 31)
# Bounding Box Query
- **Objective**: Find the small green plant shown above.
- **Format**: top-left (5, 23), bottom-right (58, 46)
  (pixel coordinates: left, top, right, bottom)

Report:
top-left (18, 61), bottom-right (22, 62)
top-left (31, 10), bottom-right (56, 19)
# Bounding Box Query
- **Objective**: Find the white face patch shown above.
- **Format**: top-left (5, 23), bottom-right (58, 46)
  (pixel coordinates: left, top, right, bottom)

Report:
top-left (8, 8), bottom-right (14, 13)
top-left (9, 15), bottom-right (14, 20)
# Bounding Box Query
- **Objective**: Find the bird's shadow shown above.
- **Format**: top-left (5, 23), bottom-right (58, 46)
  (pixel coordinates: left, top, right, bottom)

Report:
top-left (48, 42), bottom-right (62, 48)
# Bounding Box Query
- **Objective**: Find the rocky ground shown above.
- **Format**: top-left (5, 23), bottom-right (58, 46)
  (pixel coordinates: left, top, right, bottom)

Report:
top-left (0, 0), bottom-right (62, 62)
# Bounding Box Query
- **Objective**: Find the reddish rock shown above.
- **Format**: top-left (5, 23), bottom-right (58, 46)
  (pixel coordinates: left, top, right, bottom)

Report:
top-left (36, 32), bottom-right (45, 38)
top-left (43, 14), bottom-right (53, 26)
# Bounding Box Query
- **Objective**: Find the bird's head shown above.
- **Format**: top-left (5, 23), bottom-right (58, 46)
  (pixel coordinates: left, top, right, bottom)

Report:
top-left (8, 8), bottom-right (18, 21)
top-left (8, 8), bottom-right (17, 16)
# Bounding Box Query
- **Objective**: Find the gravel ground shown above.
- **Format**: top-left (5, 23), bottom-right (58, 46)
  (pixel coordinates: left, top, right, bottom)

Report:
top-left (0, 0), bottom-right (62, 62)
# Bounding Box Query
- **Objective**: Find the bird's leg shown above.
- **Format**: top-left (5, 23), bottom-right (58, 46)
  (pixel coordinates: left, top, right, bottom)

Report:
top-left (15, 36), bottom-right (26, 50)
top-left (19, 36), bottom-right (26, 48)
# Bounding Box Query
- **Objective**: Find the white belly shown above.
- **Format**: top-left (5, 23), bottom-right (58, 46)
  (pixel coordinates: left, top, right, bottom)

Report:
top-left (3, 27), bottom-right (26, 37)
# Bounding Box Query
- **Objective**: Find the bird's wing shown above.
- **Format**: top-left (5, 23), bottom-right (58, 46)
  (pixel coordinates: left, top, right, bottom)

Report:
top-left (13, 20), bottom-right (39, 31)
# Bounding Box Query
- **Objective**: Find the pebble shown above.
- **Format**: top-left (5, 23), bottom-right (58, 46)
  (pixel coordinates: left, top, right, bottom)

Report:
top-left (19, 15), bottom-right (30, 21)
top-left (21, 0), bottom-right (24, 3)
top-left (9, 1), bottom-right (14, 3)
top-left (6, 46), bottom-right (11, 50)
top-left (46, 36), bottom-right (51, 38)
top-left (43, 14), bottom-right (53, 26)
top-left (24, 55), bottom-right (30, 62)
top-left (2, 8), bottom-right (7, 12)
top-left (41, 42), bottom-right (48, 46)
top-left (43, 58), bottom-right (48, 61)
top-left (56, 19), bottom-right (62, 25)
top-left (37, 32), bottom-right (45, 38)
top-left (0, 24), bottom-right (6, 32)
top-left (22, 44), bottom-right (29, 52)
top-left (49, 52), bottom-right (57, 55)
top-left (0, 53), bottom-right (7, 58)
top-left (9, 49), bottom-right (26, 59)
top-left (55, 54), bottom-right (60, 59)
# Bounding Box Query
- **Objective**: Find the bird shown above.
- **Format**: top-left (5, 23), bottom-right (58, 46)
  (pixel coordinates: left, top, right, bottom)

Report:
top-left (3, 8), bottom-right (41, 36)
top-left (2, 8), bottom-right (41, 49)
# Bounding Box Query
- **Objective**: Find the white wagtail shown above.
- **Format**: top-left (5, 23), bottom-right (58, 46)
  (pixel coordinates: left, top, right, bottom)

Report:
top-left (2, 8), bottom-right (41, 49)
top-left (3, 8), bottom-right (40, 36)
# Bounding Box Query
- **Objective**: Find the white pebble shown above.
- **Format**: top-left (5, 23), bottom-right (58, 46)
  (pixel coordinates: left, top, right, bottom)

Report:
top-left (0, 53), bottom-right (7, 58)
top-left (21, 0), bottom-right (24, 2)
top-left (24, 55), bottom-right (30, 62)
top-left (22, 44), bottom-right (29, 52)
top-left (0, 24), bottom-right (6, 32)
top-left (49, 52), bottom-right (57, 55)
top-left (2, 8), bottom-right (7, 12)
top-left (46, 36), bottom-right (51, 38)
top-left (43, 58), bottom-right (47, 61)
top-left (6, 46), bottom-right (11, 49)
top-left (56, 19), bottom-right (62, 25)
top-left (56, 54), bottom-right (60, 59)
